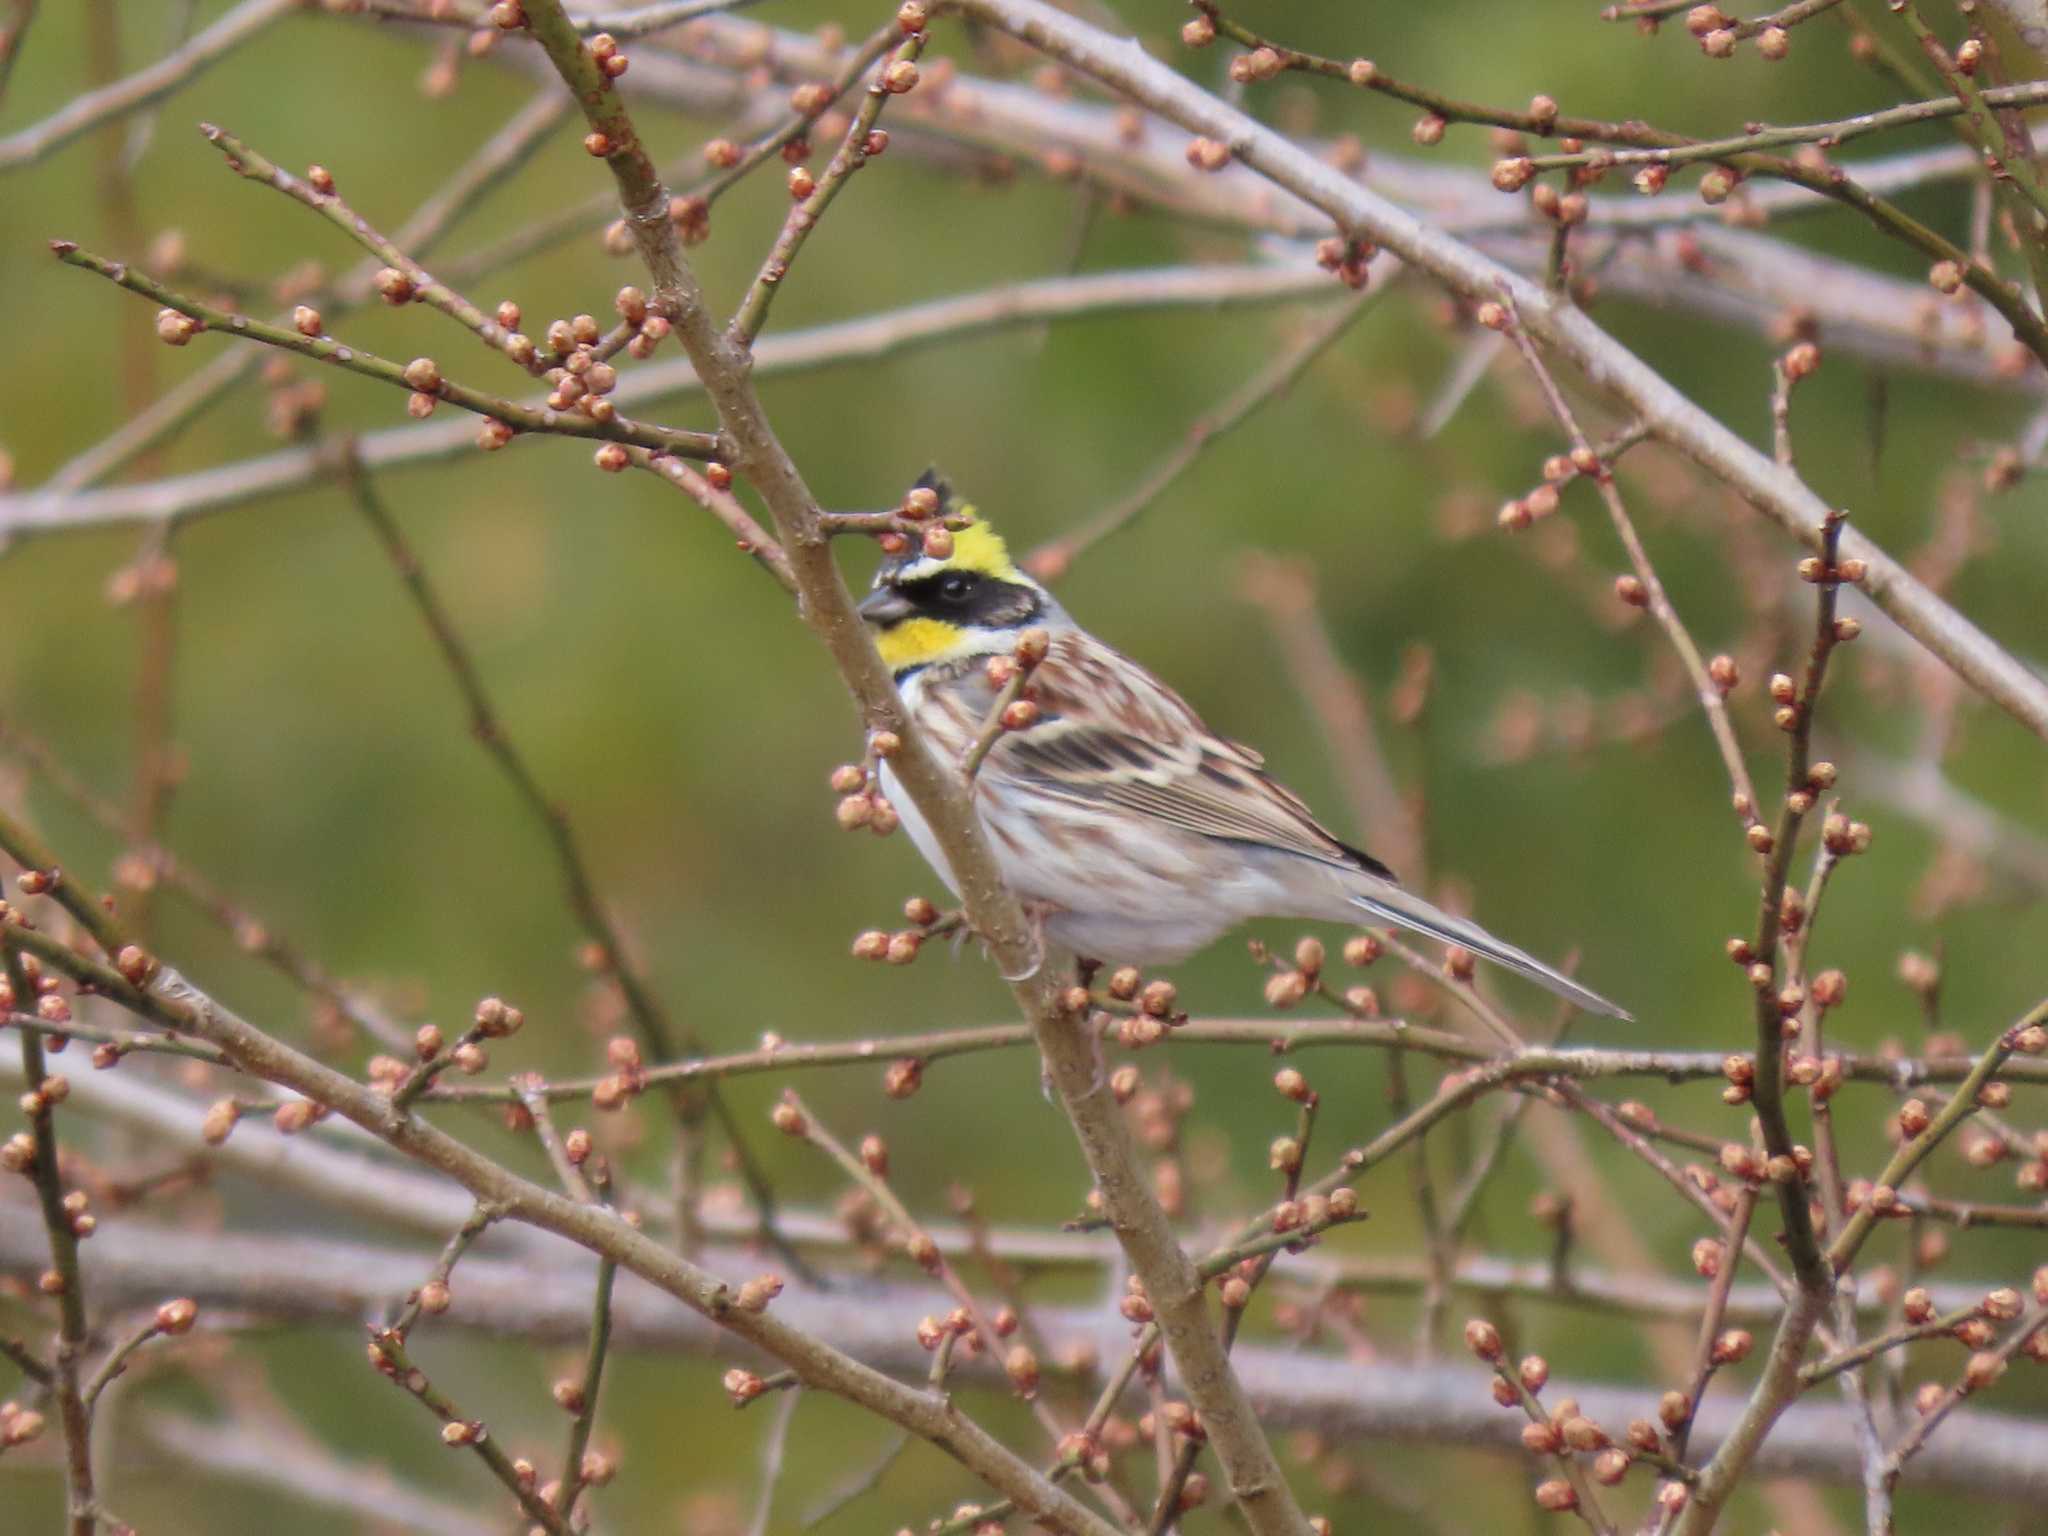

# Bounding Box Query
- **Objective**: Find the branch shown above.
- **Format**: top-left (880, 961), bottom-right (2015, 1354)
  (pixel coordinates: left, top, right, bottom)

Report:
top-left (729, 25), bottom-right (926, 346)
top-left (513, 0), bottom-right (1309, 1525)
top-left (1203, 1), bottom-right (2048, 370)
top-left (80, 1302), bottom-right (192, 1416)
top-left (1493, 309), bottom-right (1761, 835)
top-left (1518, 80), bottom-right (2048, 174)
top-left (2, 938), bottom-right (94, 1535)
top-left (200, 124), bottom-right (546, 375)
top-left (636, 450), bottom-right (796, 593)
top-left (0, 0), bottom-right (296, 170)
top-left (1025, 286), bottom-right (1384, 581)
top-left (11, 924), bottom-right (1124, 1536)
top-left (48, 242), bottom-right (721, 460)
top-left (3, 227), bottom-right (2016, 539)
top-left (16, 1217), bottom-right (2048, 1504)
top-left (1892, 3), bottom-right (2048, 228)
top-left (1741, 510), bottom-right (1848, 1297)
top-left (946, 0), bottom-right (2048, 744)
top-left (0, 802), bottom-right (129, 957)
top-left (342, 453), bottom-right (772, 1254)
top-left (1881, 1300), bottom-right (2048, 1491)
top-left (550, 1251), bottom-right (617, 1523)
top-left (366, 1322), bottom-right (574, 1536)
top-left (40, 88), bottom-right (570, 500)
top-left (358, 0), bottom-right (773, 36)
top-left (0, 0), bottom-right (37, 106)
top-left (140, 1412), bottom-right (496, 1536)
top-left (0, 718), bottom-right (413, 1050)
top-left (1800, 1304), bottom-right (1984, 1388)
top-left (1826, 999), bottom-right (2048, 1272)
top-left (776, 1090), bottom-right (1128, 1521)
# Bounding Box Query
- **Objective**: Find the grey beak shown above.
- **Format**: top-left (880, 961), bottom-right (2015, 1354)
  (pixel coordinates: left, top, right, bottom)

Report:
top-left (858, 585), bottom-right (913, 625)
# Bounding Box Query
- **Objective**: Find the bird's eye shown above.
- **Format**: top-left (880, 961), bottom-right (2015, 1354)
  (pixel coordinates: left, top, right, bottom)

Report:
top-left (938, 572), bottom-right (977, 603)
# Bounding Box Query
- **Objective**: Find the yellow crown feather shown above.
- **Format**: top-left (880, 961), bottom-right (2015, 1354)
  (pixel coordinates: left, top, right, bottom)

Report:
top-left (939, 518), bottom-right (1021, 582)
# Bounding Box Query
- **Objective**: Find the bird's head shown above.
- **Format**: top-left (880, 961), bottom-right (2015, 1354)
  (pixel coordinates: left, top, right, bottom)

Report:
top-left (858, 473), bottom-right (1056, 675)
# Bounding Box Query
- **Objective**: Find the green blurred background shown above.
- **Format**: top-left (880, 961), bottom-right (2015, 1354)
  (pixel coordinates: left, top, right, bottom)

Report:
top-left (2, 1), bottom-right (2046, 1531)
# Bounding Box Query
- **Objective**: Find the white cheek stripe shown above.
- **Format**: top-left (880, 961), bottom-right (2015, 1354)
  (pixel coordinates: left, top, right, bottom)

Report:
top-left (885, 555), bottom-right (945, 585)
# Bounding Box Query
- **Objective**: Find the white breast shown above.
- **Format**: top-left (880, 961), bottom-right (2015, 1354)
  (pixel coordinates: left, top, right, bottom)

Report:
top-left (877, 671), bottom-right (961, 897)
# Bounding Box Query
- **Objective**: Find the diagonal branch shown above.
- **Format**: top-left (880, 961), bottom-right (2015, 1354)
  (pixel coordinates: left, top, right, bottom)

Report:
top-left (8, 919), bottom-right (1125, 1536)
top-left (0, 0), bottom-right (296, 170)
top-left (945, 0), bottom-right (2048, 745)
top-left (49, 242), bottom-right (720, 461)
top-left (341, 454), bottom-right (792, 1265)
top-left (512, 3), bottom-right (1310, 1527)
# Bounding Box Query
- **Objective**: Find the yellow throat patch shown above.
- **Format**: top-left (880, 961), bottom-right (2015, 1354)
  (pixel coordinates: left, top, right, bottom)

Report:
top-left (876, 617), bottom-right (974, 671)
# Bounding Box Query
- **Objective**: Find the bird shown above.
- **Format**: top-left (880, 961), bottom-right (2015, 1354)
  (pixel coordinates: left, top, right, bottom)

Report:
top-left (857, 476), bottom-right (1629, 1021)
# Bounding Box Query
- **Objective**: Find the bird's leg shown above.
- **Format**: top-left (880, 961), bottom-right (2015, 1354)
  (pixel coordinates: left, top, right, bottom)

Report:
top-left (1075, 956), bottom-right (1102, 990)
top-left (1039, 1029), bottom-right (1111, 1106)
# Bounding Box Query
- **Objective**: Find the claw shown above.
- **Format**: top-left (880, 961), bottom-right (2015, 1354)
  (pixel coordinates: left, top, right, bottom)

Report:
top-left (999, 898), bottom-right (1062, 984)
top-left (1000, 953), bottom-right (1044, 983)
top-left (1037, 1030), bottom-right (1109, 1106)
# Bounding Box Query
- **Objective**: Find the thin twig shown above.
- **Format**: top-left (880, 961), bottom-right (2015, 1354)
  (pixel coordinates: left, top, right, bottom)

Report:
top-left (1494, 303), bottom-right (1761, 831)
top-left (1024, 288), bottom-right (1385, 580)
top-left (959, 666), bottom-right (1029, 782)
top-left (1485, 1356), bottom-right (1620, 1535)
top-left (1879, 1299), bottom-right (2048, 1489)
top-left (50, 242), bottom-right (720, 460)
top-left (1800, 1304), bottom-right (1983, 1388)
top-left (636, 451), bottom-right (796, 594)
top-left (1741, 507), bottom-right (1850, 1296)
top-left (80, 1311), bottom-right (175, 1416)
top-left (951, 0), bottom-right (2048, 743)
top-left (391, 1203), bottom-right (501, 1340)
top-left (1517, 78), bottom-right (2048, 173)
top-left (139, 1412), bottom-right (496, 1536)
top-left (416, 1014), bottom-right (2048, 1104)
top-left (43, 89), bottom-right (567, 498)
top-left (551, 1246), bottom-right (618, 1522)
top-left (367, 1324), bottom-right (574, 1536)
top-left (0, 1333), bottom-right (52, 1388)
top-left (33, 933), bottom-right (1116, 1536)
top-left (744, 1385), bottom-right (801, 1536)
top-left (799, 1429), bottom-right (909, 1526)
top-left (779, 1090), bottom-right (1127, 1520)
top-left (200, 125), bottom-right (547, 375)
top-left (1827, 1000), bottom-right (2047, 1270)
top-left (341, 452), bottom-right (791, 1266)
top-left (3, 937), bottom-right (94, 1536)
top-left (1893, 3), bottom-right (2048, 222)
top-left (1665, 1187), bottom-right (1758, 1470)
top-left (0, 0), bottom-right (296, 169)
top-left (357, 0), bottom-right (772, 35)
top-left (0, 718), bottom-right (412, 1049)
top-left (729, 29), bottom-right (926, 347)
top-left (0, 0), bottom-right (37, 105)
top-left (515, 1085), bottom-right (596, 1206)
top-left (0, 801), bottom-right (130, 957)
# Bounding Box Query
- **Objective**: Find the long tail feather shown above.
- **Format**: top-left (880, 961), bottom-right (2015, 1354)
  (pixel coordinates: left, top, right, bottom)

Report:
top-left (1349, 889), bottom-right (1631, 1021)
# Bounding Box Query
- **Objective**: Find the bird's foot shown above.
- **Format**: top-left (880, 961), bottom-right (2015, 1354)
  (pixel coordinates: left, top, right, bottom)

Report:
top-left (1037, 1030), bottom-right (1109, 1106)
top-left (997, 899), bottom-right (1061, 983)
